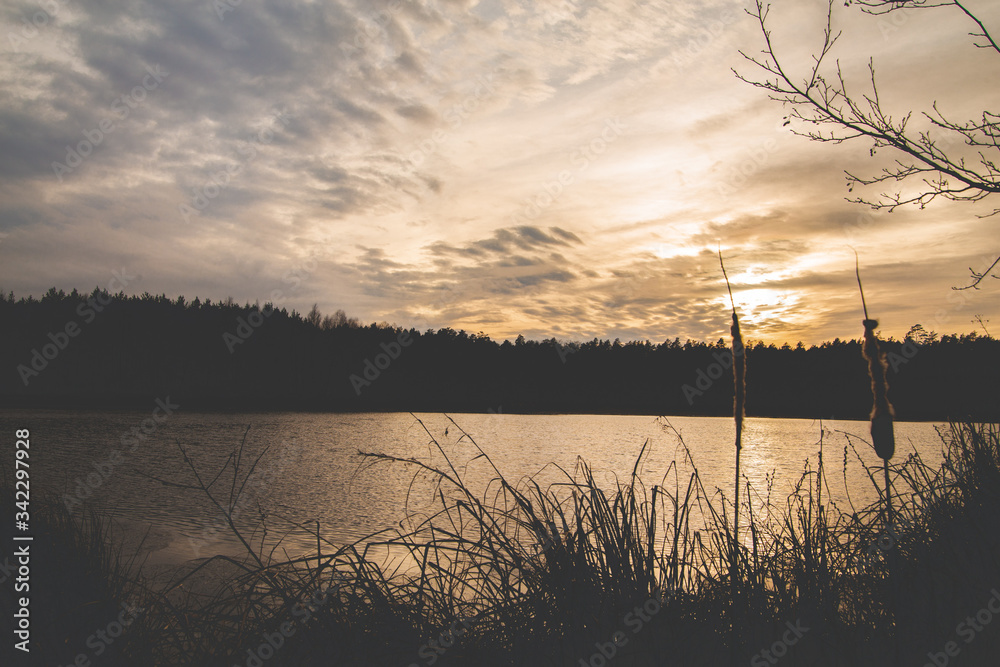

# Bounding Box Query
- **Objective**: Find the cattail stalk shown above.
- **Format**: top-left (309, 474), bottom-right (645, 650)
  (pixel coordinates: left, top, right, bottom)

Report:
top-left (855, 252), bottom-right (899, 666)
top-left (720, 248), bottom-right (746, 665)
top-left (720, 250), bottom-right (746, 539)
top-left (855, 252), bottom-right (895, 519)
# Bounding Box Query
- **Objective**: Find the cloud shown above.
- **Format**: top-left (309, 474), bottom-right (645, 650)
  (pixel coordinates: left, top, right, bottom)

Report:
top-left (428, 225), bottom-right (582, 258)
top-left (1, 0), bottom-right (998, 346)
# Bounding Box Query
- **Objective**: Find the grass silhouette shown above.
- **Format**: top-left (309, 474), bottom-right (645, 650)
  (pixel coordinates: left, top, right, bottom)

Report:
top-left (7, 417), bottom-right (999, 666)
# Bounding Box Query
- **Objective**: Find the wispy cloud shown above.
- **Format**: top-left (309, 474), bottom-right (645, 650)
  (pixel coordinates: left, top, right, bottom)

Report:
top-left (1, 0), bottom-right (998, 344)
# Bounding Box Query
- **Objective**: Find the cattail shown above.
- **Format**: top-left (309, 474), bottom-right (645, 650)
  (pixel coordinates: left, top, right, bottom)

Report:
top-left (855, 252), bottom-right (895, 461)
top-left (855, 251), bottom-right (897, 559)
top-left (855, 253), bottom-right (900, 666)
top-left (862, 318), bottom-right (895, 461)
top-left (719, 249), bottom-right (746, 501)
top-left (731, 311), bottom-right (746, 445)
top-left (720, 248), bottom-right (746, 665)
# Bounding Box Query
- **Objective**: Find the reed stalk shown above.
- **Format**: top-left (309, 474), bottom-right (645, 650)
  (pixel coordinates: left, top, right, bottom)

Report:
top-left (854, 254), bottom-right (895, 523)
top-left (855, 251), bottom-right (899, 666)
top-left (720, 248), bottom-right (746, 665)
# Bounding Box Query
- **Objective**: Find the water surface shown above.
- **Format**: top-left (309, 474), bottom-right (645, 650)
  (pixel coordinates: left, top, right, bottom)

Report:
top-left (0, 410), bottom-right (949, 566)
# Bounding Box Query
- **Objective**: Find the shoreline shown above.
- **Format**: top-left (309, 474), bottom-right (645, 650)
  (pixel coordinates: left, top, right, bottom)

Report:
top-left (0, 398), bottom-right (971, 423)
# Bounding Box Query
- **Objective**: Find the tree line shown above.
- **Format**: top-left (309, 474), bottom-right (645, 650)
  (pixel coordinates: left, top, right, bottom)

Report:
top-left (1, 288), bottom-right (996, 420)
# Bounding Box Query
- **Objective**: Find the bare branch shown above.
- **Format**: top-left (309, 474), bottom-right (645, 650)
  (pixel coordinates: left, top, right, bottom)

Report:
top-left (734, 0), bottom-right (999, 214)
top-left (953, 255), bottom-right (1000, 290)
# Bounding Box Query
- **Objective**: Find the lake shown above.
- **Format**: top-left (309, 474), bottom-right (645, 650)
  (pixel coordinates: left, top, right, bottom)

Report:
top-left (0, 410), bottom-right (951, 568)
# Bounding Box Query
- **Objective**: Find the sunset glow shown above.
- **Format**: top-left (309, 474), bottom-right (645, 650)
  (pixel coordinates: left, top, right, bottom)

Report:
top-left (2, 0), bottom-right (998, 345)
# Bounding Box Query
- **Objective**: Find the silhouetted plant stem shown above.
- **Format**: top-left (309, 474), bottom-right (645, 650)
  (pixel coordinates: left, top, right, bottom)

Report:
top-left (856, 251), bottom-right (900, 667)
top-left (720, 248), bottom-right (745, 665)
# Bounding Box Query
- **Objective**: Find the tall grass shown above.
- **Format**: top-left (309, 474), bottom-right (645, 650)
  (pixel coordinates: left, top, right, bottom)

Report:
top-left (27, 415), bottom-right (995, 666)
top-left (0, 469), bottom-right (154, 665)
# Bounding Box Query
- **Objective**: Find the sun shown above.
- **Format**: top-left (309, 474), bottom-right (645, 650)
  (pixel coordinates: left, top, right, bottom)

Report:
top-left (722, 288), bottom-right (799, 324)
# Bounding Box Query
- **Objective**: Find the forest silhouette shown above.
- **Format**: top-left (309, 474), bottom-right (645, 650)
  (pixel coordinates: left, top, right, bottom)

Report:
top-left (2, 288), bottom-right (996, 420)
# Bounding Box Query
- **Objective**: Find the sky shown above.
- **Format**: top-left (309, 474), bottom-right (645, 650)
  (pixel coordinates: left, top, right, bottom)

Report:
top-left (1, 0), bottom-right (998, 346)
